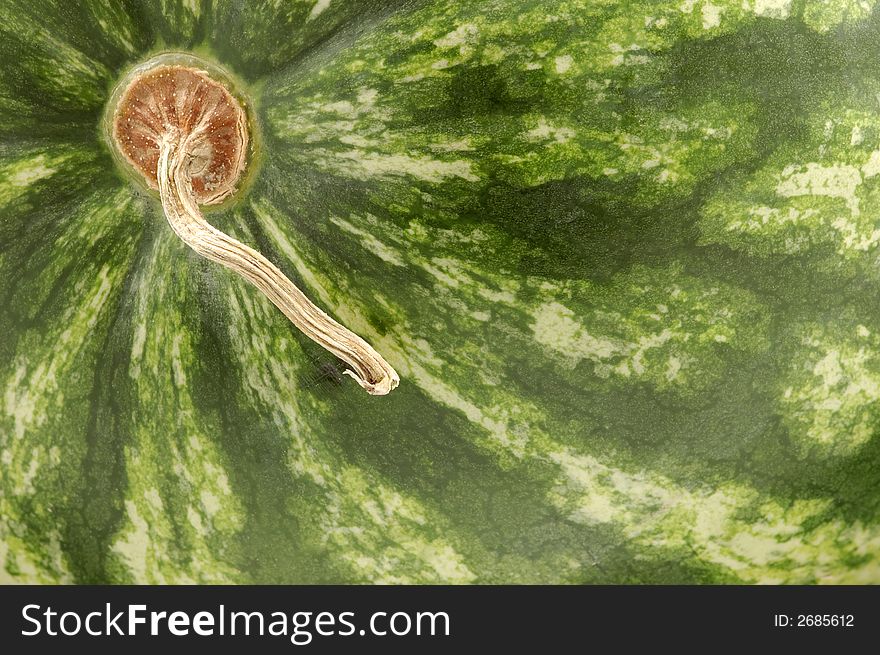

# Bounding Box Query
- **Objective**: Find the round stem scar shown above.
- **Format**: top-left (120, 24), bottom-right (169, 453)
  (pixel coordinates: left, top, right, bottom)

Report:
top-left (110, 58), bottom-right (399, 395)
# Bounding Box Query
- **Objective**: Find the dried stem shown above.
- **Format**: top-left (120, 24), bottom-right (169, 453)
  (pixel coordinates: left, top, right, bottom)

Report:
top-left (157, 133), bottom-right (400, 395)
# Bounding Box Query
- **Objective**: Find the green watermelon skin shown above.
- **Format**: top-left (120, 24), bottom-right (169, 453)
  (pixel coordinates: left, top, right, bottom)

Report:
top-left (1, 0), bottom-right (878, 584)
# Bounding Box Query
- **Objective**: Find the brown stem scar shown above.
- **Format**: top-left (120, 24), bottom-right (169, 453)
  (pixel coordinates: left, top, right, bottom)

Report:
top-left (112, 63), bottom-right (400, 395)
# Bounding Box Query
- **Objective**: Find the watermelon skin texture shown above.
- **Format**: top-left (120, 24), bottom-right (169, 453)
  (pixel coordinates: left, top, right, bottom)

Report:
top-left (0, 0), bottom-right (878, 584)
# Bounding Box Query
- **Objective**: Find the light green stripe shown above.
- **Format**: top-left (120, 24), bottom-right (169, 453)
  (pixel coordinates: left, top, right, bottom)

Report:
top-left (0, 186), bottom-right (141, 582)
top-left (0, 148), bottom-right (83, 208)
top-left (216, 218), bottom-right (475, 583)
top-left (111, 230), bottom-right (245, 584)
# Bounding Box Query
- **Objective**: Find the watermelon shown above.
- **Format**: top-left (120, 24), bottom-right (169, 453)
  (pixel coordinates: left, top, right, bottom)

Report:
top-left (1, 0), bottom-right (878, 584)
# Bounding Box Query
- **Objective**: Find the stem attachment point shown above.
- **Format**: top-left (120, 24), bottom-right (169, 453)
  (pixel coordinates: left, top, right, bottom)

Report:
top-left (111, 57), bottom-right (400, 396)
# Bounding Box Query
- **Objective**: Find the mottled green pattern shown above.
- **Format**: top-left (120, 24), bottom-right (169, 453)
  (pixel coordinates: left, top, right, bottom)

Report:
top-left (1, 0), bottom-right (879, 583)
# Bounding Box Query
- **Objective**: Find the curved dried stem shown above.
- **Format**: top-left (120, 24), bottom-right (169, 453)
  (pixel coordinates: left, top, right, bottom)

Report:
top-left (157, 134), bottom-right (400, 395)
